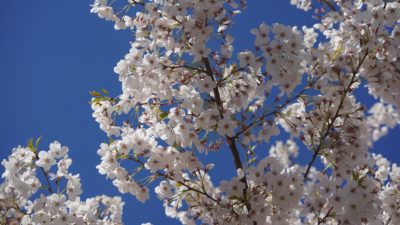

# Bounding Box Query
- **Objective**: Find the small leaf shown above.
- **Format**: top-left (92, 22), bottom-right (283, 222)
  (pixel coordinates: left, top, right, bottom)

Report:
top-left (248, 156), bottom-right (257, 164)
top-left (27, 138), bottom-right (35, 151)
top-left (228, 195), bottom-right (239, 200)
top-left (331, 41), bottom-right (343, 62)
top-left (352, 171), bottom-right (359, 181)
top-left (90, 91), bottom-right (101, 97)
top-left (172, 143), bottom-right (183, 150)
top-left (118, 154), bottom-right (129, 159)
top-left (159, 111), bottom-right (169, 120)
top-left (101, 88), bottom-right (109, 95)
top-left (35, 136), bottom-right (42, 149)
top-left (40, 185), bottom-right (49, 190)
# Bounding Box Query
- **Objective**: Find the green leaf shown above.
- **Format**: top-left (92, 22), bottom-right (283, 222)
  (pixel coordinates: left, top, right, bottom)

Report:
top-left (27, 138), bottom-right (35, 151)
top-left (40, 185), bottom-right (49, 190)
top-left (35, 136), bottom-right (42, 149)
top-left (331, 41), bottom-right (343, 62)
top-left (352, 171), bottom-right (360, 181)
top-left (159, 111), bottom-right (169, 120)
top-left (101, 88), bottom-right (109, 95)
top-left (118, 154), bottom-right (129, 159)
top-left (248, 156), bottom-right (257, 164)
top-left (172, 143), bottom-right (182, 149)
top-left (90, 90), bottom-right (101, 97)
top-left (228, 195), bottom-right (240, 200)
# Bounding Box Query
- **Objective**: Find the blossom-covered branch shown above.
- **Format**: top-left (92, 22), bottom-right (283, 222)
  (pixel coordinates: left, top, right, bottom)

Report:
top-left (2, 0), bottom-right (400, 224)
top-left (87, 0), bottom-right (400, 224)
top-left (1, 140), bottom-right (124, 225)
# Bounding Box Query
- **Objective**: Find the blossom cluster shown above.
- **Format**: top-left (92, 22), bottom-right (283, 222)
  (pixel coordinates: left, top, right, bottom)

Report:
top-left (86, 0), bottom-right (400, 224)
top-left (0, 141), bottom-right (124, 225)
top-left (2, 0), bottom-right (400, 224)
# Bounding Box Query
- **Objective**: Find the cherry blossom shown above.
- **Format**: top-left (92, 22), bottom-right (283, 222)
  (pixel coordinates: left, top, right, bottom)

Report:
top-left (1, 141), bottom-right (123, 224)
top-left (86, 0), bottom-right (400, 224)
top-left (2, 0), bottom-right (400, 224)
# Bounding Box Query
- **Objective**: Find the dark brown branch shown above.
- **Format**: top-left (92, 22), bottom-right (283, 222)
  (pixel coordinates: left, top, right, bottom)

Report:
top-left (385, 216), bottom-right (392, 225)
top-left (226, 137), bottom-right (245, 171)
top-left (202, 57), bottom-right (246, 171)
top-left (322, 0), bottom-right (337, 12)
top-left (202, 57), bottom-right (251, 210)
top-left (130, 0), bottom-right (145, 6)
top-left (318, 206), bottom-right (334, 225)
top-left (202, 57), bottom-right (224, 116)
top-left (161, 63), bottom-right (206, 73)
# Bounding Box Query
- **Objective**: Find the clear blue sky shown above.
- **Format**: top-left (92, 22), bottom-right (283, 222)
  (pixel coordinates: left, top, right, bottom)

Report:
top-left (1, 1), bottom-right (399, 224)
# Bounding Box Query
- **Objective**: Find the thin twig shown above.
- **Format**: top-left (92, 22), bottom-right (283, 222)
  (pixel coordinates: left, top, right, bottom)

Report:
top-left (318, 206), bottom-right (334, 225)
top-left (127, 156), bottom-right (223, 206)
top-left (234, 88), bottom-right (307, 139)
top-left (304, 49), bottom-right (369, 180)
top-left (322, 0), bottom-right (337, 12)
top-left (35, 153), bottom-right (54, 194)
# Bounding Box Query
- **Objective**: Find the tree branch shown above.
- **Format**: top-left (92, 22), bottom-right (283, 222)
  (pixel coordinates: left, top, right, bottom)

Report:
top-left (202, 57), bottom-right (224, 116)
top-left (322, 0), bottom-right (337, 12)
top-left (234, 87), bottom-right (308, 139)
top-left (127, 156), bottom-right (223, 206)
top-left (35, 153), bottom-right (54, 194)
top-left (303, 49), bottom-right (369, 180)
top-left (318, 206), bottom-right (334, 225)
top-left (202, 57), bottom-right (251, 210)
top-left (40, 168), bottom-right (54, 194)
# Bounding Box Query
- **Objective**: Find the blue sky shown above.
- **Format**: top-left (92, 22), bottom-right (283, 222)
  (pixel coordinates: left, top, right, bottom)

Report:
top-left (0, 1), bottom-right (399, 224)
